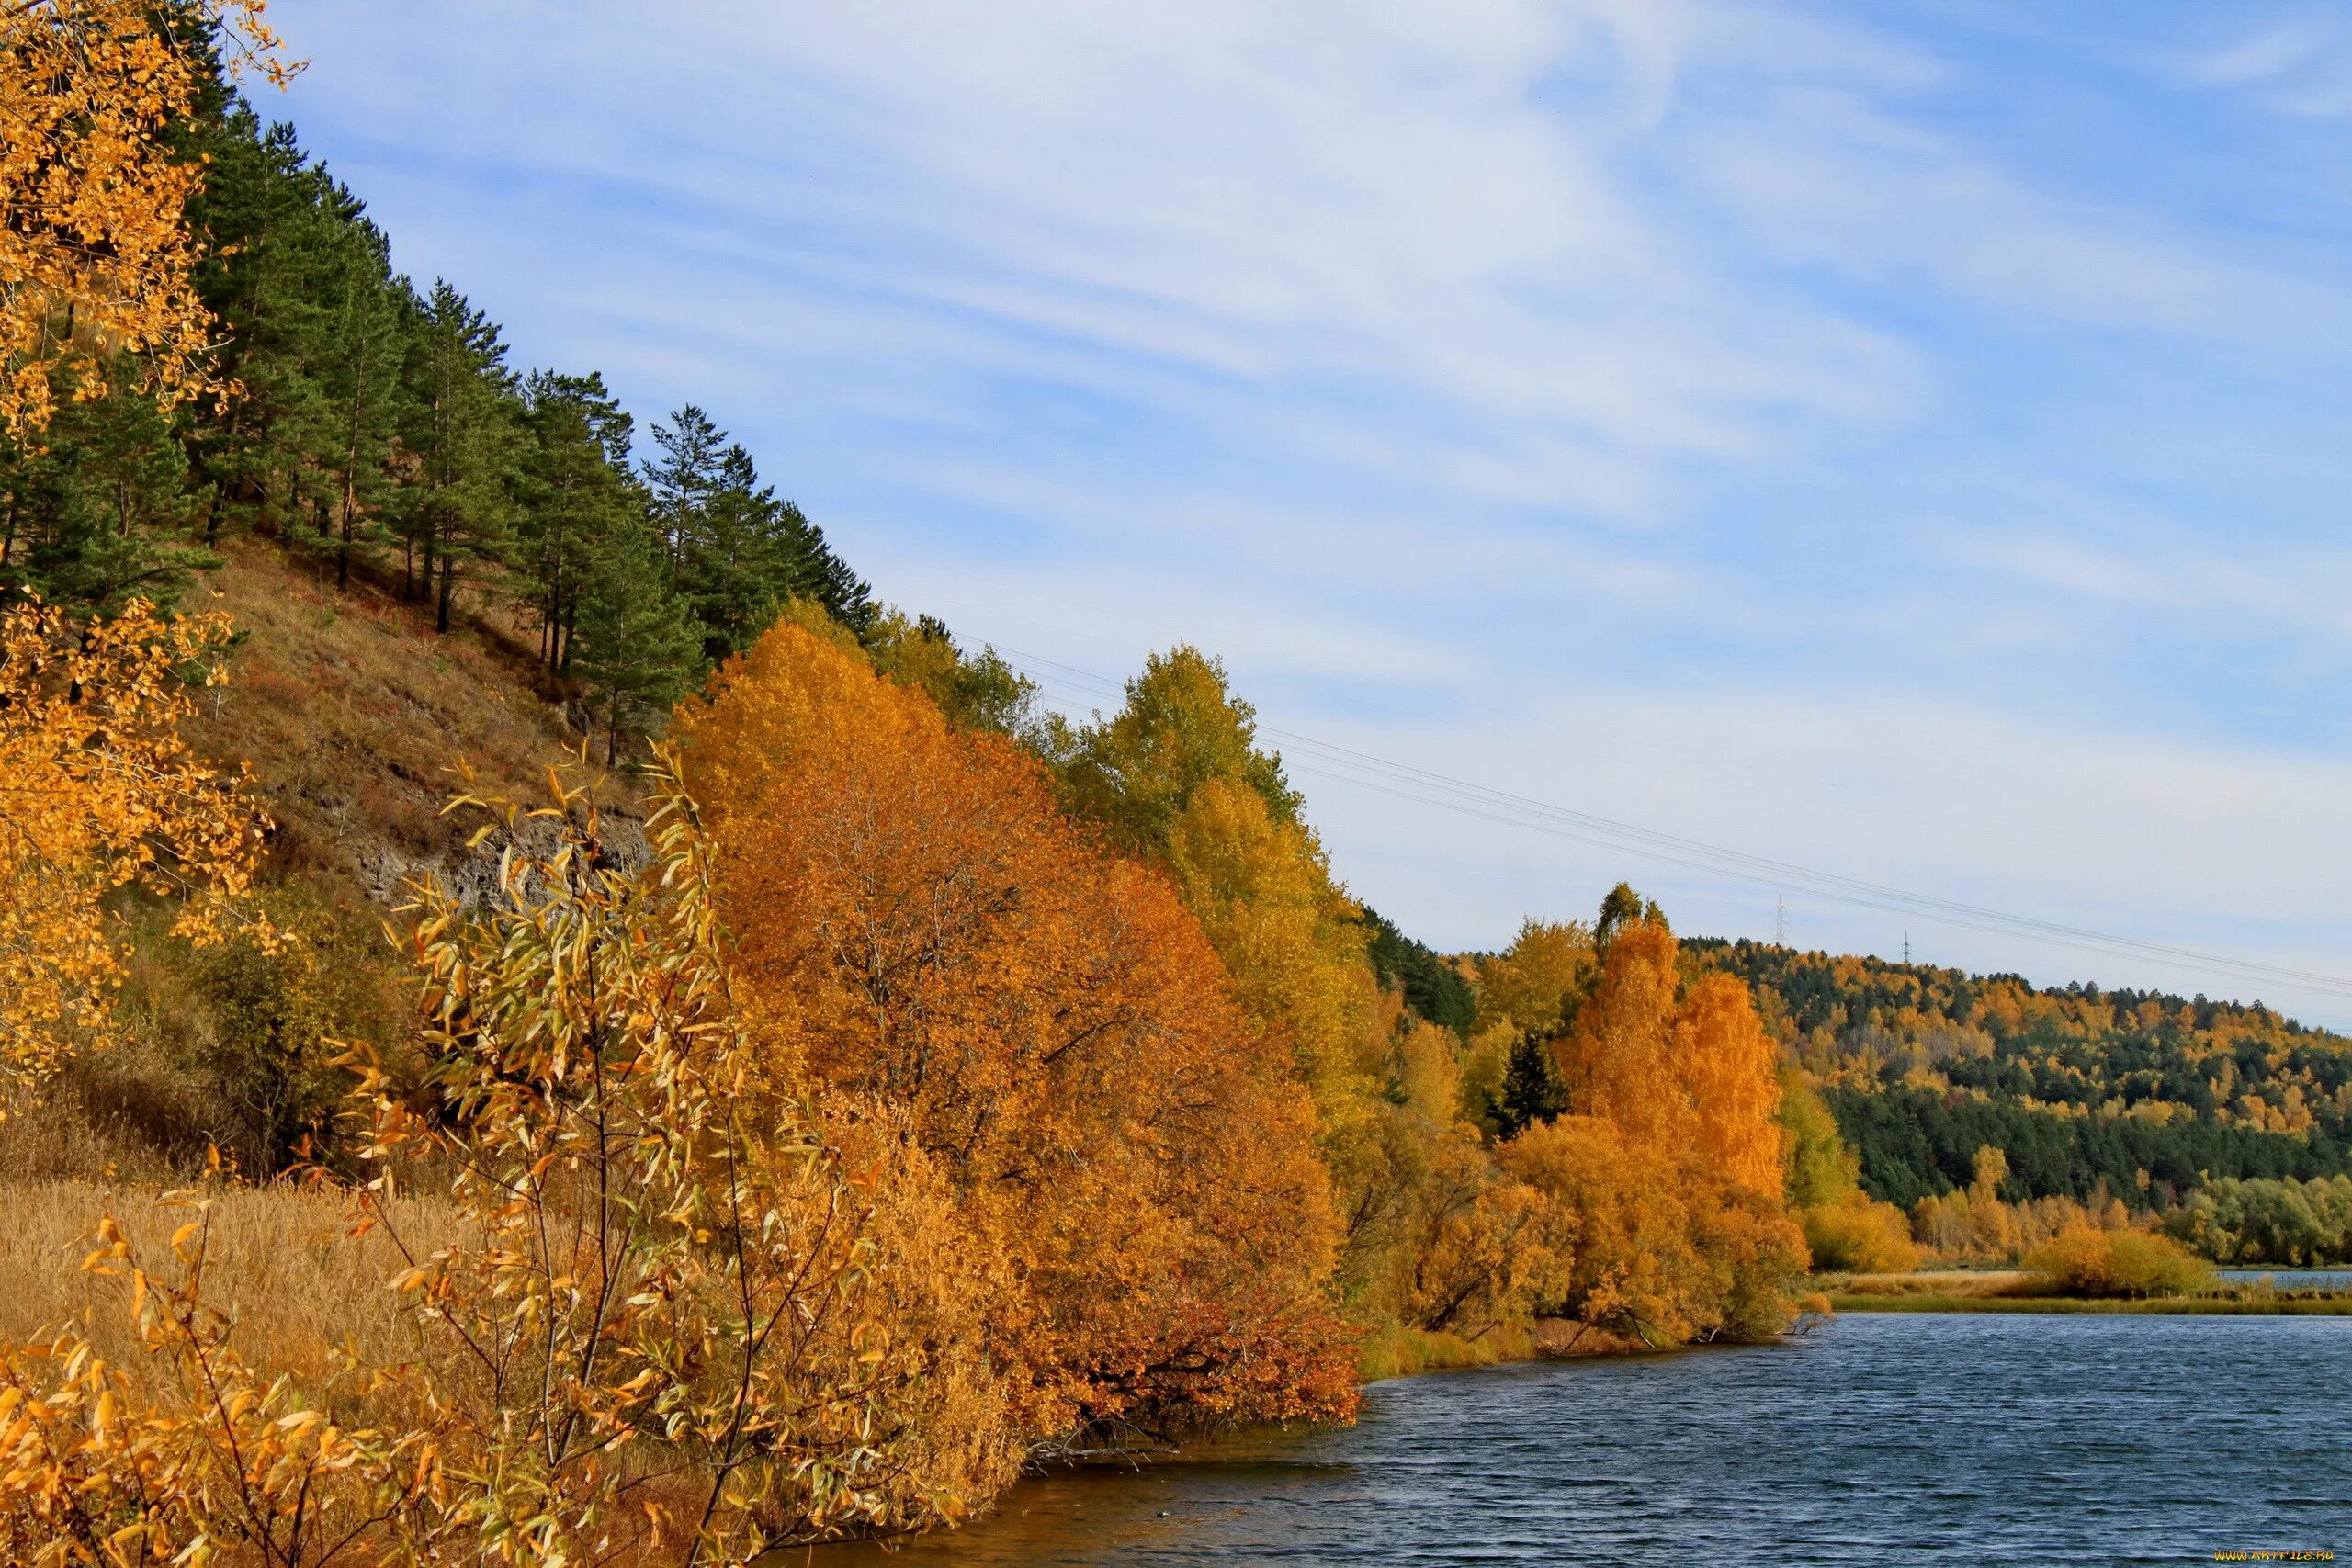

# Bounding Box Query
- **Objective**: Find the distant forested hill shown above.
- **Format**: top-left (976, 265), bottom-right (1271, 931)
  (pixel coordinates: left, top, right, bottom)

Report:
top-left (1686, 939), bottom-right (2352, 1208)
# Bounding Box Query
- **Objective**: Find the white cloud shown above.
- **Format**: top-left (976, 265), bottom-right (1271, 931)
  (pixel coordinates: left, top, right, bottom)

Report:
top-left (2190, 14), bottom-right (2352, 117)
top-left (270, 0), bottom-right (2352, 1021)
top-left (1942, 512), bottom-right (2352, 651)
top-left (288, 0), bottom-right (1926, 472)
top-left (1298, 682), bottom-right (2352, 1022)
top-left (1690, 83), bottom-right (2351, 340)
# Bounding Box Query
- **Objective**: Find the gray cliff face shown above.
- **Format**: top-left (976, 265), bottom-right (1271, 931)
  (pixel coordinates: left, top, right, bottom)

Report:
top-left (352, 806), bottom-right (652, 912)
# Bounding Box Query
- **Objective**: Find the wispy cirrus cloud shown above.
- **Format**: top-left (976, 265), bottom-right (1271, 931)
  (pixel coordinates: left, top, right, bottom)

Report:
top-left (2189, 12), bottom-right (2352, 116)
top-left (275, 0), bottom-right (2352, 1019)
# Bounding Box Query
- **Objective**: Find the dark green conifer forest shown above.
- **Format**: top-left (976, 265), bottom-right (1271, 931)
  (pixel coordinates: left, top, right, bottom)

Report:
top-left (1, 94), bottom-right (872, 765)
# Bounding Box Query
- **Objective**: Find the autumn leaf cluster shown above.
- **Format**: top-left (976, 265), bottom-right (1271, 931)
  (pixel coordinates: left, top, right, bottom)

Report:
top-left (0, 594), bottom-right (270, 1089)
top-left (1, 0), bottom-right (292, 438)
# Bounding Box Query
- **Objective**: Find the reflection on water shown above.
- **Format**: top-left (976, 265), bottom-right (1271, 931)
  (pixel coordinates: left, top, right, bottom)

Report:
top-left (802, 1314), bottom-right (2352, 1565)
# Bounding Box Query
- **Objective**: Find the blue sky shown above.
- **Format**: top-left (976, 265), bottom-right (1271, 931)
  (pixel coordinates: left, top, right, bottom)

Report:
top-left (275, 1), bottom-right (2352, 1021)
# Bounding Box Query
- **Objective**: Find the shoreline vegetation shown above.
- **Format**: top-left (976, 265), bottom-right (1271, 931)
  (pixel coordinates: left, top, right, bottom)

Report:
top-left (1834, 1259), bottom-right (2352, 1316)
top-left (1826, 1268), bottom-right (2352, 1315)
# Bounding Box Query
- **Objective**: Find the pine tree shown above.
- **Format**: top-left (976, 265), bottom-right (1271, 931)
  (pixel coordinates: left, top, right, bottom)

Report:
top-left (785, 497), bottom-right (875, 634)
top-left (186, 114), bottom-right (342, 539)
top-left (687, 443), bottom-right (789, 663)
top-left (571, 517), bottom-right (701, 764)
top-left (646, 405), bottom-right (874, 655)
top-left (0, 362), bottom-right (209, 611)
top-left (644, 403), bottom-right (726, 581)
top-left (398, 282), bottom-right (522, 631)
top-left (521, 370), bottom-right (638, 674)
top-left (1492, 1033), bottom-right (1568, 1140)
top-left (313, 196), bottom-right (409, 591)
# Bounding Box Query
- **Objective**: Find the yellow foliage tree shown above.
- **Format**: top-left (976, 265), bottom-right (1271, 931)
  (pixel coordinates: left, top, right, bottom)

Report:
top-left (1501, 1115), bottom-right (1806, 1345)
top-left (1163, 773), bottom-right (1379, 1100)
top-left (1057, 648), bottom-right (1379, 1115)
top-left (1802, 1198), bottom-right (1919, 1273)
top-left (1394, 1018), bottom-right (1465, 1128)
top-left (0, 596), bottom-right (270, 1090)
top-left (1473, 918), bottom-right (1590, 1038)
top-left (1057, 644), bottom-right (1302, 852)
top-left (1398, 1160), bottom-right (1565, 1340)
top-left (1672, 972), bottom-right (1785, 1196)
top-left (1, 1), bottom-right (294, 437)
top-left (1558, 918), bottom-right (1686, 1147)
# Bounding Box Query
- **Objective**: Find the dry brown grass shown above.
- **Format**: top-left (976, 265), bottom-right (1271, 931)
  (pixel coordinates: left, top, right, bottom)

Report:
top-left (1834, 1269), bottom-right (2031, 1297)
top-left (187, 541), bottom-right (616, 904)
top-left (0, 1179), bottom-right (465, 1409)
top-left (0, 1072), bottom-right (188, 1183)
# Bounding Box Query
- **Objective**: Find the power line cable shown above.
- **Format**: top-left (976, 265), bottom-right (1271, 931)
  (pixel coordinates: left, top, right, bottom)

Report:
top-left (978, 639), bottom-right (2352, 1002)
top-left (1274, 756), bottom-right (2352, 999)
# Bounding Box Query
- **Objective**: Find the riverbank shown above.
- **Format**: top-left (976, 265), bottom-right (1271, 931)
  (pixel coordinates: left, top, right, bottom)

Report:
top-left (1832, 1292), bottom-right (2352, 1314)
top-left (1825, 1268), bottom-right (2352, 1315)
top-left (1360, 1316), bottom-right (1678, 1381)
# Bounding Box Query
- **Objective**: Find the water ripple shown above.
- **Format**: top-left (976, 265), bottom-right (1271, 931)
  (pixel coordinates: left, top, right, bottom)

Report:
top-left (807, 1314), bottom-right (2352, 1565)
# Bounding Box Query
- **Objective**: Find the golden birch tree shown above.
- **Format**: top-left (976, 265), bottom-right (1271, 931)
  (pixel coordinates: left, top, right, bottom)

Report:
top-left (2, 0), bottom-right (294, 436)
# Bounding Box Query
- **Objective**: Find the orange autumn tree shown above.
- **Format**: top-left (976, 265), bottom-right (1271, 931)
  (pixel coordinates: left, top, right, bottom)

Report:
top-left (2, 1), bottom-right (295, 437)
top-left (1673, 972), bottom-right (1788, 1196)
top-left (1560, 893), bottom-right (1787, 1197)
top-left (674, 621), bottom-right (1357, 1442)
top-left (1487, 886), bottom-right (1808, 1342)
top-left (1560, 914), bottom-right (1687, 1147)
top-left (0, 595), bottom-right (270, 1090)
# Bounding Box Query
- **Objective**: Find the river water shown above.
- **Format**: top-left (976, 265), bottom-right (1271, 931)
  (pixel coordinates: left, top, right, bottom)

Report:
top-left (807, 1314), bottom-right (2352, 1565)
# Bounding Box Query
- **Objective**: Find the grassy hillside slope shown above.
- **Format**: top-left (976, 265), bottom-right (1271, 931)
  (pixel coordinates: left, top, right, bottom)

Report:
top-left (2, 545), bottom-right (601, 1181)
top-left (185, 542), bottom-right (611, 901)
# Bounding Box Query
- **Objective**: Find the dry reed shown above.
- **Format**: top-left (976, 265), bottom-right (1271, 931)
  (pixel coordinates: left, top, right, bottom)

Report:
top-left (0, 1178), bottom-right (463, 1406)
